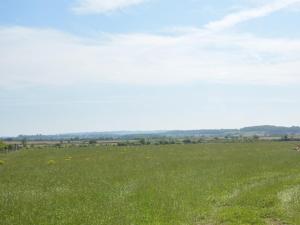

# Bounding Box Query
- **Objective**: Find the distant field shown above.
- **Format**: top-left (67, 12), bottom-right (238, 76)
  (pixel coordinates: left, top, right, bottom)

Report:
top-left (1, 142), bottom-right (300, 225)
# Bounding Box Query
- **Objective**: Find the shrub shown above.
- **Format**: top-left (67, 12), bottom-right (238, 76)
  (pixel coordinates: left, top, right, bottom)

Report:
top-left (183, 139), bottom-right (192, 144)
top-left (0, 141), bottom-right (7, 151)
top-left (118, 142), bottom-right (129, 146)
top-left (88, 140), bottom-right (97, 145)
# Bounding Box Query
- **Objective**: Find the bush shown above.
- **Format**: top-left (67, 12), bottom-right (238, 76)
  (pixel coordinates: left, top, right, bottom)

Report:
top-left (88, 140), bottom-right (97, 145)
top-left (139, 138), bottom-right (146, 145)
top-left (183, 139), bottom-right (192, 144)
top-left (0, 141), bottom-right (7, 151)
top-left (117, 142), bottom-right (128, 146)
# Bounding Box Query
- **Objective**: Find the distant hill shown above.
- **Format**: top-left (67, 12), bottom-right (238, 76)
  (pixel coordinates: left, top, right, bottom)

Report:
top-left (240, 125), bottom-right (300, 136)
top-left (2, 125), bottom-right (300, 141)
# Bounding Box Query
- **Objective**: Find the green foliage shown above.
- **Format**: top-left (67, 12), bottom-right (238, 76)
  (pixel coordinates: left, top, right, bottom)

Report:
top-left (182, 138), bottom-right (192, 144)
top-left (117, 142), bottom-right (128, 146)
top-left (282, 135), bottom-right (290, 141)
top-left (0, 141), bottom-right (7, 152)
top-left (88, 140), bottom-right (97, 145)
top-left (54, 143), bottom-right (63, 148)
top-left (139, 138), bottom-right (146, 145)
top-left (1, 142), bottom-right (300, 225)
top-left (253, 135), bottom-right (260, 140)
top-left (21, 139), bottom-right (27, 147)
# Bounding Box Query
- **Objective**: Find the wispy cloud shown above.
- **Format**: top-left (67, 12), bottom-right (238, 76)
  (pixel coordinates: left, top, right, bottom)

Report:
top-left (1, 26), bottom-right (300, 87)
top-left (205, 0), bottom-right (300, 31)
top-left (1, 1), bottom-right (300, 88)
top-left (72, 0), bottom-right (147, 14)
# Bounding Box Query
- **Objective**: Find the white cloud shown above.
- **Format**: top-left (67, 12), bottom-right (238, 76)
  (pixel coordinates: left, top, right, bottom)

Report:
top-left (1, 26), bottom-right (300, 88)
top-left (72, 0), bottom-right (147, 14)
top-left (2, 0), bottom-right (300, 87)
top-left (205, 0), bottom-right (300, 31)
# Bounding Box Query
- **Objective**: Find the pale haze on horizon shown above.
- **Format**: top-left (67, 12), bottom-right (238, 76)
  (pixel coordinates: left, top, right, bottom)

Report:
top-left (1, 0), bottom-right (300, 136)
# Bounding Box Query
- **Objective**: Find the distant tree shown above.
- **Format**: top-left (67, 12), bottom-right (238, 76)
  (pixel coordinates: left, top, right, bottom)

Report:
top-left (117, 142), bottom-right (127, 146)
top-left (21, 138), bottom-right (27, 147)
top-left (183, 139), bottom-right (192, 144)
top-left (54, 143), bottom-right (63, 148)
top-left (252, 135), bottom-right (259, 141)
top-left (0, 141), bottom-right (7, 152)
top-left (224, 135), bottom-right (232, 140)
top-left (158, 139), bottom-right (170, 145)
top-left (197, 138), bottom-right (204, 143)
top-left (169, 139), bottom-right (176, 144)
top-left (7, 144), bottom-right (16, 151)
top-left (281, 135), bottom-right (289, 141)
top-left (139, 138), bottom-right (146, 145)
top-left (88, 140), bottom-right (97, 145)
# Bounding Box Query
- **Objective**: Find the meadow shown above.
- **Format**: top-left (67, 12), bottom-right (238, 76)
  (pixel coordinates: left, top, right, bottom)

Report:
top-left (1, 142), bottom-right (300, 225)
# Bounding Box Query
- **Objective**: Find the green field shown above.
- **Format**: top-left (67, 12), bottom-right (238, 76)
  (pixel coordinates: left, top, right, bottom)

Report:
top-left (1, 142), bottom-right (300, 225)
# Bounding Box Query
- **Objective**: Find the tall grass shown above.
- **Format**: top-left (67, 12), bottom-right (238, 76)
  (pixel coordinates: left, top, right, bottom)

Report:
top-left (1, 142), bottom-right (300, 224)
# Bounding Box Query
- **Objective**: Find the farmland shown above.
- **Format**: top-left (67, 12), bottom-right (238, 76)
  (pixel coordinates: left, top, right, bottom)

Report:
top-left (1, 142), bottom-right (300, 225)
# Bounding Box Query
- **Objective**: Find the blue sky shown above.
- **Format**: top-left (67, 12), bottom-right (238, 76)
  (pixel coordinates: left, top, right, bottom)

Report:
top-left (1, 0), bottom-right (300, 136)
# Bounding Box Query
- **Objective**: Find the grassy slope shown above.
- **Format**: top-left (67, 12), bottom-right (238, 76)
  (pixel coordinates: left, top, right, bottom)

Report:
top-left (1, 142), bottom-right (300, 225)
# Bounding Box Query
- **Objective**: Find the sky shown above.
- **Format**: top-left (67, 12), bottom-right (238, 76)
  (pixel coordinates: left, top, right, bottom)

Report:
top-left (1, 0), bottom-right (300, 136)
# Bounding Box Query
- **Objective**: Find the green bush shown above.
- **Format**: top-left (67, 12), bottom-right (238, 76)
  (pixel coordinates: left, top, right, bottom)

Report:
top-left (0, 141), bottom-right (7, 152)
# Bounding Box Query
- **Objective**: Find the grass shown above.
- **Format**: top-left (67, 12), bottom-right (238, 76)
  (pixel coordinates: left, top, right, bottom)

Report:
top-left (1, 142), bottom-right (300, 225)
